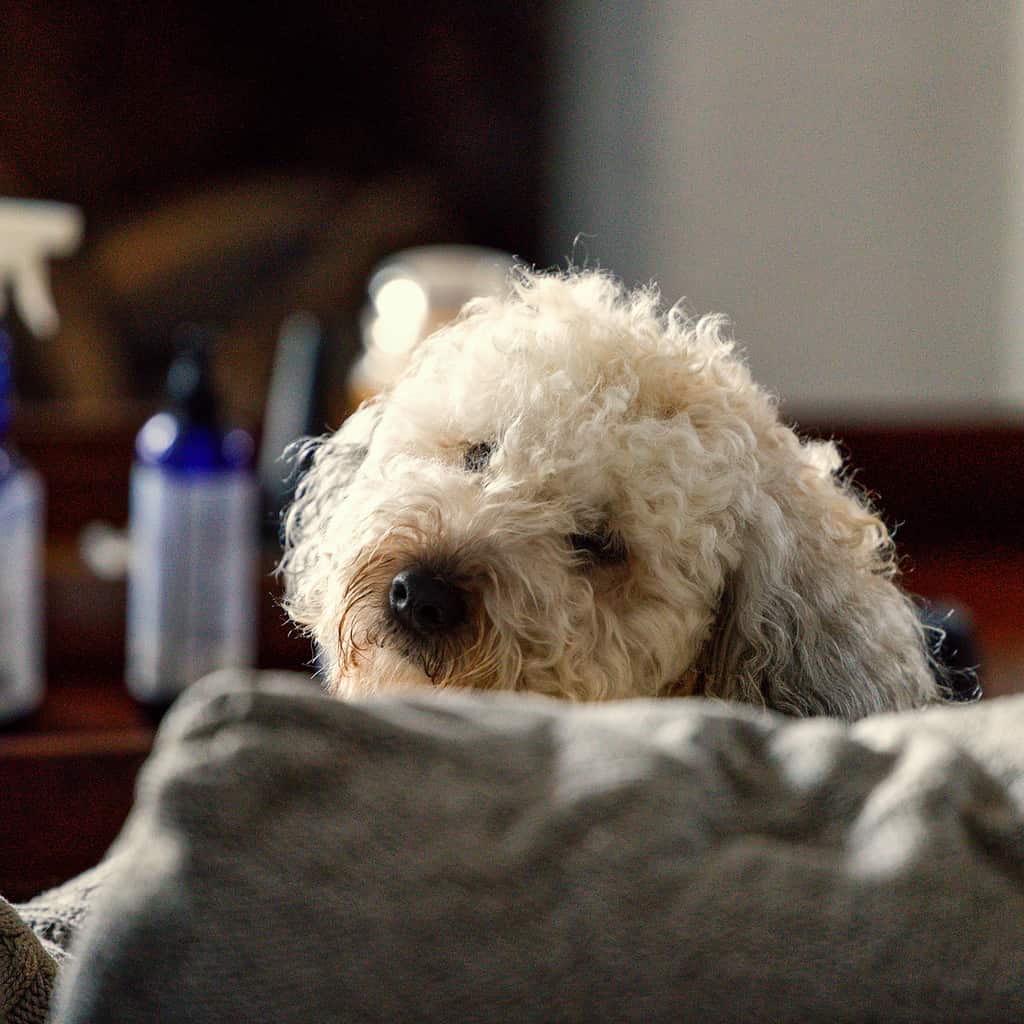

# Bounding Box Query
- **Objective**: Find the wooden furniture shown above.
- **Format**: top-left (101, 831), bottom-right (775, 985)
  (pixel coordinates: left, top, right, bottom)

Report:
top-left (0, 550), bottom-right (311, 901)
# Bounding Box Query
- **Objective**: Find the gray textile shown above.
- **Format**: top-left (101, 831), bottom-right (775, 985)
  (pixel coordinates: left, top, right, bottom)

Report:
top-left (17, 859), bottom-right (121, 970)
top-left (40, 671), bottom-right (1024, 1022)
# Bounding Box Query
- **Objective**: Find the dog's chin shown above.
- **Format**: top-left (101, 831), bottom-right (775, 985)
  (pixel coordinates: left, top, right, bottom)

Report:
top-left (331, 645), bottom-right (437, 698)
top-left (331, 644), bottom-right (511, 699)
top-left (331, 608), bottom-right (510, 698)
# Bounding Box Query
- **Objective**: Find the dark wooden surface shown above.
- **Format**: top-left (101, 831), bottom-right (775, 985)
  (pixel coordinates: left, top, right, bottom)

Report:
top-left (0, 719), bottom-right (152, 900)
top-left (0, 553), bottom-right (312, 900)
top-left (798, 419), bottom-right (1024, 548)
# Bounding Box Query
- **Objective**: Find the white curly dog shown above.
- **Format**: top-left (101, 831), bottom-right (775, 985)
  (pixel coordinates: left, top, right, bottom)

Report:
top-left (281, 269), bottom-right (940, 719)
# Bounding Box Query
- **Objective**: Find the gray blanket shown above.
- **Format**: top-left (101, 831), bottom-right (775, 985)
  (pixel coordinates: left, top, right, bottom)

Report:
top-left (10, 671), bottom-right (1024, 1021)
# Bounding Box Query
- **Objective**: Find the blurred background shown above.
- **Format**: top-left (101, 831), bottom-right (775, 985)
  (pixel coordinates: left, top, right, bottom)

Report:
top-left (5, 0), bottom-right (1024, 672)
top-left (550, 3), bottom-right (1024, 422)
top-left (1, 0), bottom-right (545, 420)
top-left (9, 2), bottom-right (1024, 427)
top-left (3, 0), bottom-right (1024, 894)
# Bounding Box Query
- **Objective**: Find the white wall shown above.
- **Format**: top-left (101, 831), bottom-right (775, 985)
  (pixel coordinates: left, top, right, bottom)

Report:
top-left (547, 2), bottom-right (1024, 422)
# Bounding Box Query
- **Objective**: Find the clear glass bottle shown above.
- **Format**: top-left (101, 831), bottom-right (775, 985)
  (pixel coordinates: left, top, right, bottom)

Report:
top-left (125, 332), bottom-right (258, 709)
top-left (0, 329), bottom-right (45, 724)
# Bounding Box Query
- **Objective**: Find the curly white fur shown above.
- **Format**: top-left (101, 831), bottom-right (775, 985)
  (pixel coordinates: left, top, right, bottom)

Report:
top-left (280, 269), bottom-right (941, 719)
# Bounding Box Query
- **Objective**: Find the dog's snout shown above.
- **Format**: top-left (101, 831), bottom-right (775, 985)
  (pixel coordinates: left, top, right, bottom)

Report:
top-left (389, 567), bottom-right (466, 635)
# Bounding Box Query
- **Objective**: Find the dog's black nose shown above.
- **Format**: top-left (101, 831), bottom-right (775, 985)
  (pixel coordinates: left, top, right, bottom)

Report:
top-left (389, 567), bottom-right (466, 635)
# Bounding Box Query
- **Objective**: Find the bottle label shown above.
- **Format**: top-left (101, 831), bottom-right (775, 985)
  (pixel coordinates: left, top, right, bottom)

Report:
top-left (126, 465), bottom-right (258, 703)
top-left (0, 467), bottom-right (44, 722)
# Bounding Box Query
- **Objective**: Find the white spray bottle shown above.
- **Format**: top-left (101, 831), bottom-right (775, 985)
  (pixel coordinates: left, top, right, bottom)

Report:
top-left (0, 199), bottom-right (83, 723)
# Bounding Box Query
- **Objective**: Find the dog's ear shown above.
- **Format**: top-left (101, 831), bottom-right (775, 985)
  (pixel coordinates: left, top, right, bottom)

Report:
top-left (278, 398), bottom-right (383, 613)
top-left (696, 437), bottom-right (938, 719)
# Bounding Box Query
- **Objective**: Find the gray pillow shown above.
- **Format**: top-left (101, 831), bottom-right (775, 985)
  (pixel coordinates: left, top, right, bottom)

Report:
top-left (53, 671), bottom-right (1024, 1023)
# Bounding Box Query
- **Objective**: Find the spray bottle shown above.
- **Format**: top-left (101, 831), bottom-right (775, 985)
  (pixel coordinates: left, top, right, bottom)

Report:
top-left (0, 332), bottom-right (45, 723)
top-left (0, 198), bottom-right (82, 724)
top-left (125, 327), bottom-right (258, 709)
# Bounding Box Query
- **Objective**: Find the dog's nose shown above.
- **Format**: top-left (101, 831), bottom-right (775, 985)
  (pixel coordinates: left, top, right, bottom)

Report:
top-left (389, 567), bottom-right (466, 635)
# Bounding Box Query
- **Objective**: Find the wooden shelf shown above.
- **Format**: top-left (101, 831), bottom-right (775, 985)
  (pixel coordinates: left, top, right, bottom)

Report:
top-left (0, 677), bottom-right (154, 900)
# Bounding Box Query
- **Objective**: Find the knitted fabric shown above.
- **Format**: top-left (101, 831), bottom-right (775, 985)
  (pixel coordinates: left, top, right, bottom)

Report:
top-left (1, 895), bottom-right (57, 1024)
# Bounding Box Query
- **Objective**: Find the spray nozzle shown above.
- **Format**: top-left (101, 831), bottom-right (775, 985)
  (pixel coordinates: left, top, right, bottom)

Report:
top-left (166, 324), bottom-right (220, 425)
top-left (0, 199), bottom-right (83, 338)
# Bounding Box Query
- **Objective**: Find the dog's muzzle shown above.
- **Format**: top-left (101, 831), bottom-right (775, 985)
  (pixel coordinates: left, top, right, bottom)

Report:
top-left (389, 566), bottom-right (467, 637)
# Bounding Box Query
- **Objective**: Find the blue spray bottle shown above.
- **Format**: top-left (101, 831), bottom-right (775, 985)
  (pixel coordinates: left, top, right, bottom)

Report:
top-left (0, 331), bottom-right (44, 723)
top-left (125, 329), bottom-right (258, 708)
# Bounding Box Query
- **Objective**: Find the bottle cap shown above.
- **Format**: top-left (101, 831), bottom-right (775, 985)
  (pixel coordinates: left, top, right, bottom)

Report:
top-left (166, 325), bottom-right (219, 425)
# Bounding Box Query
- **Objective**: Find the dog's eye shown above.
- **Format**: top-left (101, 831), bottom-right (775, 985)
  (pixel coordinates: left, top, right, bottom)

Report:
top-left (463, 441), bottom-right (494, 473)
top-left (569, 531), bottom-right (628, 566)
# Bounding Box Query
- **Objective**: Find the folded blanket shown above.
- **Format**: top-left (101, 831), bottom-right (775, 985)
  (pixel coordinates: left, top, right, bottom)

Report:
top-left (11, 671), bottom-right (1024, 1022)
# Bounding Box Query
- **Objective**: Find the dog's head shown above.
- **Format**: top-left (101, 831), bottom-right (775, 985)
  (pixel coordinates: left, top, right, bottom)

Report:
top-left (281, 270), bottom-right (938, 718)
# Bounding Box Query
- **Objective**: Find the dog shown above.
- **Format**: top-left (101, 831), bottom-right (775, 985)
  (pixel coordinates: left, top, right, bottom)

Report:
top-left (280, 269), bottom-right (941, 719)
